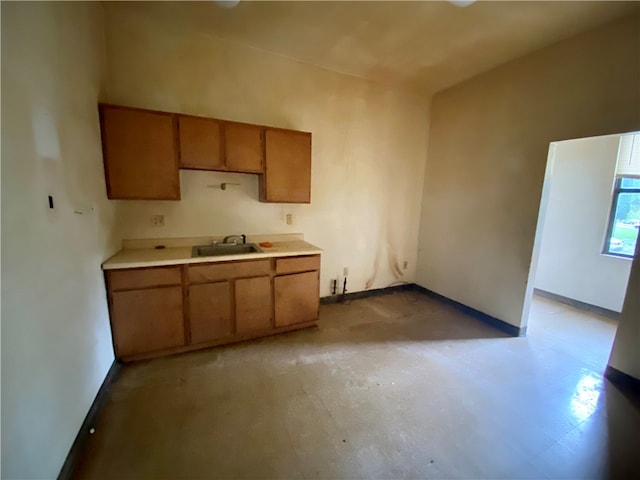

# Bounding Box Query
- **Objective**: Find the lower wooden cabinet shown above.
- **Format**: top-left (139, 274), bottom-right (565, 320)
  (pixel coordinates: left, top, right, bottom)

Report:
top-left (188, 281), bottom-right (231, 344)
top-left (106, 255), bottom-right (320, 361)
top-left (235, 276), bottom-right (272, 334)
top-left (111, 286), bottom-right (185, 357)
top-left (274, 271), bottom-right (320, 327)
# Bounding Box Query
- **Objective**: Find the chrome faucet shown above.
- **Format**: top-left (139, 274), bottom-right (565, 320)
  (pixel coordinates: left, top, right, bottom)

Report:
top-left (222, 234), bottom-right (246, 245)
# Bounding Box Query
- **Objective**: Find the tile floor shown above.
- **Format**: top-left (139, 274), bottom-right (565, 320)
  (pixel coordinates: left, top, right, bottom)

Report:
top-left (73, 293), bottom-right (640, 479)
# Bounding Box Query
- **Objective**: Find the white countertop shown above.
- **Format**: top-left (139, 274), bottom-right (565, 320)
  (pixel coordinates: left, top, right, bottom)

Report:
top-left (102, 236), bottom-right (322, 270)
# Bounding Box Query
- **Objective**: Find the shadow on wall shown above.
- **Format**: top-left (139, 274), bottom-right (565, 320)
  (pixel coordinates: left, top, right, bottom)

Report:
top-left (604, 379), bottom-right (640, 477)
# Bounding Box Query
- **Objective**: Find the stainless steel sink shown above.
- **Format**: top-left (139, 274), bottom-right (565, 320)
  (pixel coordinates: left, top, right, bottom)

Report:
top-left (191, 243), bottom-right (262, 258)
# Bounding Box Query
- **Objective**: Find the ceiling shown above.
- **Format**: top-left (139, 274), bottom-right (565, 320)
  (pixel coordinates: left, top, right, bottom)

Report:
top-left (106, 1), bottom-right (640, 96)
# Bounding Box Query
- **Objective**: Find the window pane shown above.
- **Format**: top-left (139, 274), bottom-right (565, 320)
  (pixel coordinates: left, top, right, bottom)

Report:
top-left (610, 192), bottom-right (640, 256)
top-left (620, 177), bottom-right (640, 189)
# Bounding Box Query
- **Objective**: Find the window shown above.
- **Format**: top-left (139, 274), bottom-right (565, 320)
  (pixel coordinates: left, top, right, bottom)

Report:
top-left (604, 134), bottom-right (640, 258)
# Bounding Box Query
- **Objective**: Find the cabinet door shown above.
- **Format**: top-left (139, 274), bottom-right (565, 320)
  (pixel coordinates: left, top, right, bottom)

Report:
top-left (235, 276), bottom-right (272, 334)
top-left (99, 105), bottom-right (180, 200)
top-left (274, 271), bottom-right (319, 327)
top-left (178, 115), bottom-right (224, 170)
top-left (224, 122), bottom-right (263, 173)
top-left (111, 286), bottom-right (185, 357)
top-left (189, 282), bottom-right (232, 344)
top-left (261, 129), bottom-right (311, 204)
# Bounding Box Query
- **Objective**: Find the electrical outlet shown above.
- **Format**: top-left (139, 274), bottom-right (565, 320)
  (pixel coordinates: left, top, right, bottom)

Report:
top-left (403, 261), bottom-right (408, 270)
top-left (151, 215), bottom-right (165, 227)
top-left (343, 267), bottom-right (349, 276)
top-left (286, 214), bottom-right (293, 225)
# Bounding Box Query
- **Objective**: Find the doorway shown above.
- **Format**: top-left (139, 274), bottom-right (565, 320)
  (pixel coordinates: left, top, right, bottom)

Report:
top-left (522, 132), bottom-right (639, 346)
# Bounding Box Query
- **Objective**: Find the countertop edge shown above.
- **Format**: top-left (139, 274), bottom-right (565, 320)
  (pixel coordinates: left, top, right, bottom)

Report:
top-left (102, 245), bottom-right (323, 271)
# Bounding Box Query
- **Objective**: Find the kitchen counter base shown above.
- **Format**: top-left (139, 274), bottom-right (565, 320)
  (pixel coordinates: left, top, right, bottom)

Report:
top-left (104, 238), bottom-right (321, 362)
top-left (120, 320), bottom-right (318, 363)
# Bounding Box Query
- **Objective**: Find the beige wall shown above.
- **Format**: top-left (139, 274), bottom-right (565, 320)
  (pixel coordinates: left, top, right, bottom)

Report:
top-left (535, 135), bottom-right (632, 312)
top-left (416, 14), bottom-right (640, 328)
top-left (1, 3), bottom-right (119, 478)
top-left (3, 4), bottom-right (638, 477)
top-left (102, 7), bottom-right (430, 297)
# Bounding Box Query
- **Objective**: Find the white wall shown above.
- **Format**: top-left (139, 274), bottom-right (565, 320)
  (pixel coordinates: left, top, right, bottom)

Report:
top-left (102, 7), bottom-right (430, 297)
top-left (1, 3), bottom-right (120, 478)
top-left (534, 135), bottom-right (632, 312)
top-left (416, 14), bottom-right (640, 328)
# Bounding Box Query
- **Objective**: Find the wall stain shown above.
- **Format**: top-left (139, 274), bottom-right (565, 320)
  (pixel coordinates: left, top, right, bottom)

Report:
top-left (388, 249), bottom-right (403, 279)
top-left (365, 249), bottom-right (381, 290)
top-left (386, 241), bottom-right (404, 280)
top-left (366, 240), bottom-right (403, 289)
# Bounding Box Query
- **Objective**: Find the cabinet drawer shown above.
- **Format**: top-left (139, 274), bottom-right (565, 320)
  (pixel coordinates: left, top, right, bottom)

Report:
top-left (275, 255), bottom-right (320, 275)
top-left (109, 266), bottom-right (182, 291)
top-left (188, 259), bottom-right (272, 283)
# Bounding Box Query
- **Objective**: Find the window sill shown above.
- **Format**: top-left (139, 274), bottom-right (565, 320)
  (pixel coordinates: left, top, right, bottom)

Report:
top-left (601, 253), bottom-right (635, 261)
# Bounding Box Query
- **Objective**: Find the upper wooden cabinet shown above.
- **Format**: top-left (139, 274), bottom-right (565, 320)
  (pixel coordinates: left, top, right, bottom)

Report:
top-left (261, 129), bottom-right (312, 204)
top-left (177, 116), bottom-right (262, 174)
top-left (99, 104), bottom-right (312, 203)
top-left (99, 104), bottom-right (180, 200)
top-left (224, 122), bottom-right (264, 173)
top-left (178, 115), bottom-right (224, 171)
